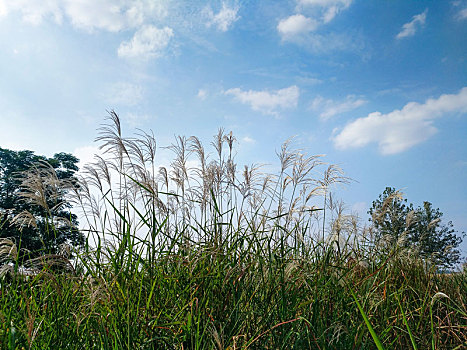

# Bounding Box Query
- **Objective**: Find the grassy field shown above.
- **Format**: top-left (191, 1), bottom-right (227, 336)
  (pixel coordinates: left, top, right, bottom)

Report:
top-left (1, 113), bottom-right (466, 349)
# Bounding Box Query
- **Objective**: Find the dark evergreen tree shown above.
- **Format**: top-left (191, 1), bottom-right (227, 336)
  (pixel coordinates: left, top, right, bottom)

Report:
top-left (368, 187), bottom-right (414, 247)
top-left (410, 201), bottom-right (462, 269)
top-left (369, 187), bottom-right (463, 269)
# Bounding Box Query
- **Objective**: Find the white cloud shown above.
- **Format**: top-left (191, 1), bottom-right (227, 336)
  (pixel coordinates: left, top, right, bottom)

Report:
top-left (205, 2), bottom-right (239, 32)
top-left (311, 95), bottom-right (367, 120)
top-left (104, 82), bottom-right (144, 106)
top-left (457, 7), bottom-right (467, 20)
top-left (333, 87), bottom-right (467, 155)
top-left (396, 9), bottom-right (427, 39)
top-left (242, 136), bottom-right (256, 144)
top-left (298, 0), bottom-right (351, 6)
top-left (64, 0), bottom-right (138, 32)
top-left (0, 0), bottom-right (168, 31)
top-left (0, 1), bottom-right (172, 60)
top-left (277, 14), bottom-right (318, 40)
top-left (0, 0), bottom-right (63, 24)
top-left (296, 76), bottom-right (322, 85)
top-left (118, 25), bottom-right (173, 60)
top-left (452, 1), bottom-right (467, 20)
top-left (225, 86), bottom-right (300, 116)
top-left (297, 0), bottom-right (352, 23)
top-left (0, 2), bottom-right (6, 17)
top-left (197, 89), bottom-right (208, 100)
top-left (278, 0), bottom-right (358, 51)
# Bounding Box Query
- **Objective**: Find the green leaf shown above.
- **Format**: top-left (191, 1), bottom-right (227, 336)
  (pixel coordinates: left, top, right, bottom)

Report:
top-left (349, 286), bottom-right (385, 350)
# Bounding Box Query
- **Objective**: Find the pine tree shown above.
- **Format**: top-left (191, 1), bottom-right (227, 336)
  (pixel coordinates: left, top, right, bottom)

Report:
top-left (369, 187), bottom-right (463, 269)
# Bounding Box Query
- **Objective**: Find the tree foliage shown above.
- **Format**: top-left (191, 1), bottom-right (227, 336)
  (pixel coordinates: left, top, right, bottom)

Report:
top-left (411, 201), bottom-right (463, 269)
top-left (369, 187), bottom-right (463, 269)
top-left (0, 147), bottom-right (84, 258)
top-left (368, 187), bottom-right (414, 246)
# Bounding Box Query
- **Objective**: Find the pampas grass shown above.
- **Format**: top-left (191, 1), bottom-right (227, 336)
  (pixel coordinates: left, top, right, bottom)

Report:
top-left (0, 111), bottom-right (466, 349)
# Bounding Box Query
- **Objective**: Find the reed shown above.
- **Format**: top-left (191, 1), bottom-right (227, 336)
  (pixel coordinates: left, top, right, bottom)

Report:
top-left (0, 111), bottom-right (465, 349)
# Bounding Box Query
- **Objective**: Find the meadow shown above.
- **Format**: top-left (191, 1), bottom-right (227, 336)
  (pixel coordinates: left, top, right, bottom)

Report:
top-left (1, 112), bottom-right (466, 349)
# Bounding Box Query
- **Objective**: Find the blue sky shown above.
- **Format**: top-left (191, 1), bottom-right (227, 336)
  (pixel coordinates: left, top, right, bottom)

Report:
top-left (1, 0), bottom-right (466, 255)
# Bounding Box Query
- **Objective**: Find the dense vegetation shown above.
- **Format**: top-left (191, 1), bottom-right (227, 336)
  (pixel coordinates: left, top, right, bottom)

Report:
top-left (0, 148), bottom-right (83, 257)
top-left (369, 187), bottom-right (463, 269)
top-left (1, 112), bottom-right (466, 349)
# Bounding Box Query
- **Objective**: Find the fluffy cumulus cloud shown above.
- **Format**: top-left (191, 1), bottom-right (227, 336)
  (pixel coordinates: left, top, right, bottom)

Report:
top-left (333, 87), bottom-right (467, 155)
top-left (396, 9), bottom-right (427, 39)
top-left (205, 2), bottom-right (239, 32)
top-left (225, 86), bottom-right (300, 116)
top-left (278, 0), bottom-right (357, 52)
top-left (277, 14), bottom-right (318, 39)
top-left (118, 25), bottom-right (173, 59)
top-left (311, 95), bottom-right (366, 120)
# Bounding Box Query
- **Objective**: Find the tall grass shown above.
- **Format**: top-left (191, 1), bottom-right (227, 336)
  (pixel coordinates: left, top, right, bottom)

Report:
top-left (1, 111), bottom-right (466, 349)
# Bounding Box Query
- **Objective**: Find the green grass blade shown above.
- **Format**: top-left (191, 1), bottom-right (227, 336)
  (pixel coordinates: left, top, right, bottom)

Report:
top-left (396, 293), bottom-right (418, 350)
top-left (349, 286), bottom-right (385, 350)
